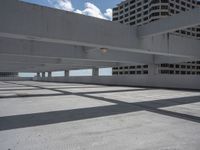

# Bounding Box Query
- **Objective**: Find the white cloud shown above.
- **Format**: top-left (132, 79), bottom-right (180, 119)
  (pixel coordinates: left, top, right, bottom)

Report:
top-left (82, 2), bottom-right (106, 19)
top-left (74, 9), bottom-right (83, 14)
top-left (48, 0), bottom-right (74, 11)
top-left (104, 9), bottom-right (113, 20)
top-left (48, 0), bottom-right (112, 20)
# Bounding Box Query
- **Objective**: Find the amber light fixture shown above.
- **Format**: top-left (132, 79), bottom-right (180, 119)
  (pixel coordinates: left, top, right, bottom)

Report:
top-left (100, 48), bottom-right (108, 53)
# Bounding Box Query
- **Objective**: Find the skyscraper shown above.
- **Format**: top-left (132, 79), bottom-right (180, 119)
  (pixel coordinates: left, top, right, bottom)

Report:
top-left (112, 0), bottom-right (200, 76)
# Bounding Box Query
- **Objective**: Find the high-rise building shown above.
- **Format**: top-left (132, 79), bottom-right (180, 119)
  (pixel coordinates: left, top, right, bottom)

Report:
top-left (113, 0), bottom-right (200, 39)
top-left (112, 0), bottom-right (200, 76)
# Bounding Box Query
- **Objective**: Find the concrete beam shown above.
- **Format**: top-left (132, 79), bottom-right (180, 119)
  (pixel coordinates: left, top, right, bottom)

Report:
top-left (0, 52), bottom-right (195, 73)
top-left (0, 55), bottom-right (126, 68)
top-left (0, 0), bottom-right (139, 53)
top-left (0, 38), bottom-right (153, 64)
top-left (0, 0), bottom-right (199, 58)
top-left (0, 39), bottom-right (197, 72)
top-left (138, 8), bottom-right (200, 37)
top-left (0, 60), bottom-right (111, 72)
top-left (1, 37), bottom-right (198, 65)
top-left (140, 34), bottom-right (200, 59)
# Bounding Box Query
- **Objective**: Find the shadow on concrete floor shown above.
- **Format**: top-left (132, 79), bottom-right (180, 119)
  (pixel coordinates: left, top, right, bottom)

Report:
top-left (0, 81), bottom-right (200, 131)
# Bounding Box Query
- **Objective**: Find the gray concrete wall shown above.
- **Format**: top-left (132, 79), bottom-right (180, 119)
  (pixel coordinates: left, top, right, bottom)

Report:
top-left (0, 77), bottom-right (32, 81)
top-left (34, 75), bottom-right (200, 90)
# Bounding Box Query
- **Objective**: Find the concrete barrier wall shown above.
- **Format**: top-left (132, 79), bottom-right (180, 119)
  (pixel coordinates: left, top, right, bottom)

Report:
top-left (0, 77), bottom-right (33, 81)
top-left (34, 75), bottom-right (200, 90)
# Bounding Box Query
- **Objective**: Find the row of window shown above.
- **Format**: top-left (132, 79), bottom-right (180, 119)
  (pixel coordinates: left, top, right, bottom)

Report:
top-left (175, 30), bottom-right (200, 37)
top-left (114, 3), bottom-right (169, 16)
top-left (113, 70), bottom-right (200, 75)
top-left (170, 0), bottom-right (199, 6)
top-left (113, 65), bottom-right (148, 70)
top-left (114, 0), bottom-right (199, 14)
top-left (160, 70), bottom-right (200, 75)
top-left (115, 0), bottom-right (170, 11)
top-left (113, 0), bottom-right (199, 17)
top-left (160, 64), bottom-right (200, 69)
top-left (113, 70), bottom-right (148, 75)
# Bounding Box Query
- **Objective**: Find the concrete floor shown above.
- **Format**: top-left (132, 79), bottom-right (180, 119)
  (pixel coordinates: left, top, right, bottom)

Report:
top-left (0, 81), bottom-right (200, 150)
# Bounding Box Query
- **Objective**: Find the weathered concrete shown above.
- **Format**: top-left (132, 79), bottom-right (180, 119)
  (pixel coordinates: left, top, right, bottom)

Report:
top-left (0, 77), bottom-right (32, 81)
top-left (138, 8), bottom-right (200, 37)
top-left (36, 75), bottom-right (200, 90)
top-left (0, 81), bottom-right (200, 150)
top-left (0, 0), bottom-right (199, 74)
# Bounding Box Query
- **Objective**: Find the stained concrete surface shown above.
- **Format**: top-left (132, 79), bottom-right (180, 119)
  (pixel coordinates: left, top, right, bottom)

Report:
top-left (0, 81), bottom-right (200, 150)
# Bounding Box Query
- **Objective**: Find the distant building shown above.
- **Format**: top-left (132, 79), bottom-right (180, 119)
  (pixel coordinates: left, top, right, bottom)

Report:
top-left (0, 72), bottom-right (18, 77)
top-left (113, 0), bottom-right (200, 39)
top-left (112, 0), bottom-right (200, 76)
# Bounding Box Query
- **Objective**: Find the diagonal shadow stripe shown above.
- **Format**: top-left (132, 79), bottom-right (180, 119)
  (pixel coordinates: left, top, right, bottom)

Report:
top-left (0, 81), bottom-right (199, 131)
top-left (0, 86), bottom-right (105, 92)
top-left (0, 81), bottom-right (150, 99)
top-left (4, 81), bottom-right (200, 109)
top-left (0, 95), bottom-right (200, 131)
top-left (0, 88), bottom-right (149, 99)
top-left (0, 104), bottom-right (139, 131)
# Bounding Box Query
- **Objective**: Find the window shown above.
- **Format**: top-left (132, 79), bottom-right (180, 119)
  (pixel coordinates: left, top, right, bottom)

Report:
top-left (161, 5), bottom-right (168, 9)
top-left (161, 12), bottom-right (169, 16)
top-left (169, 64), bottom-right (174, 68)
top-left (130, 10), bottom-right (136, 15)
top-left (130, 66), bottom-right (135, 69)
top-left (161, 0), bottom-right (168, 3)
top-left (130, 21), bottom-right (135, 25)
top-left (130, 0), bottom-right (135, 4)
top-left (143, 5), bottom-right (148, 9)
top-left (125, 71), bottom-right (129, 74)
top-left (124, 66), bottom-right (129, 69)
top-left (130, 71), bottom-right (135, 74)
top-left (143, 70), bottom-right (148, 74)
top-left (143, 65), bottom-right (148, 68)
top-left (130, 16), bottom-right (135, 20)
top-left (181, 65), bottom-right (186, 69)
top-left (181, 71), bottom-right (186, 75)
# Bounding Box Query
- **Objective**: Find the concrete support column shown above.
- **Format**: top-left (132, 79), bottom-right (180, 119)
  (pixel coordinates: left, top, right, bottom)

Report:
top-left (42, 72), bottom-right (45, 78)
top-left (48, 72), bottom-right (52, 78)
top-left (37, 72), bottom-right (40, 78)
top-left (148, 64), bottom-right (159, 75)
top-left (92, 68), bottom-right (99, 76)
top-left (65, 70), bottom-right (69, 77)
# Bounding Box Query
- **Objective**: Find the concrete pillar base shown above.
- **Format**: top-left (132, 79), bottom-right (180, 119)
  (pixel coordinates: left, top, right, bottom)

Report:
top-left (92, 68), bottom-right (99, 76)
top-left (48, 72), bottom-right (52, 78)
top-left (148, 64), bottom-right (159, 75)
top-left (65, 70), bottom-right (69, 77)
top-left (37, 72), bottom-right (40, 78)
top-left (42, 72), bottom-right (45, 78)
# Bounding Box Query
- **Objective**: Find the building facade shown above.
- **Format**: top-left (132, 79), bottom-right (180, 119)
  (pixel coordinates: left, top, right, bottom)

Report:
top-left (112, 0), bottom-right (200, 76)
top-left (0, 72), bottom-right (18, 77)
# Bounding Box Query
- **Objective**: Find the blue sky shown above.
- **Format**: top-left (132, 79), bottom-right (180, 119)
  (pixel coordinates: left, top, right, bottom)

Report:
top-left (19, 0), bottom-right (123, 77)
top-left (23, 0), bottom-right (122, 12)
top-left (22, 0), bottom-right (123, 20)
